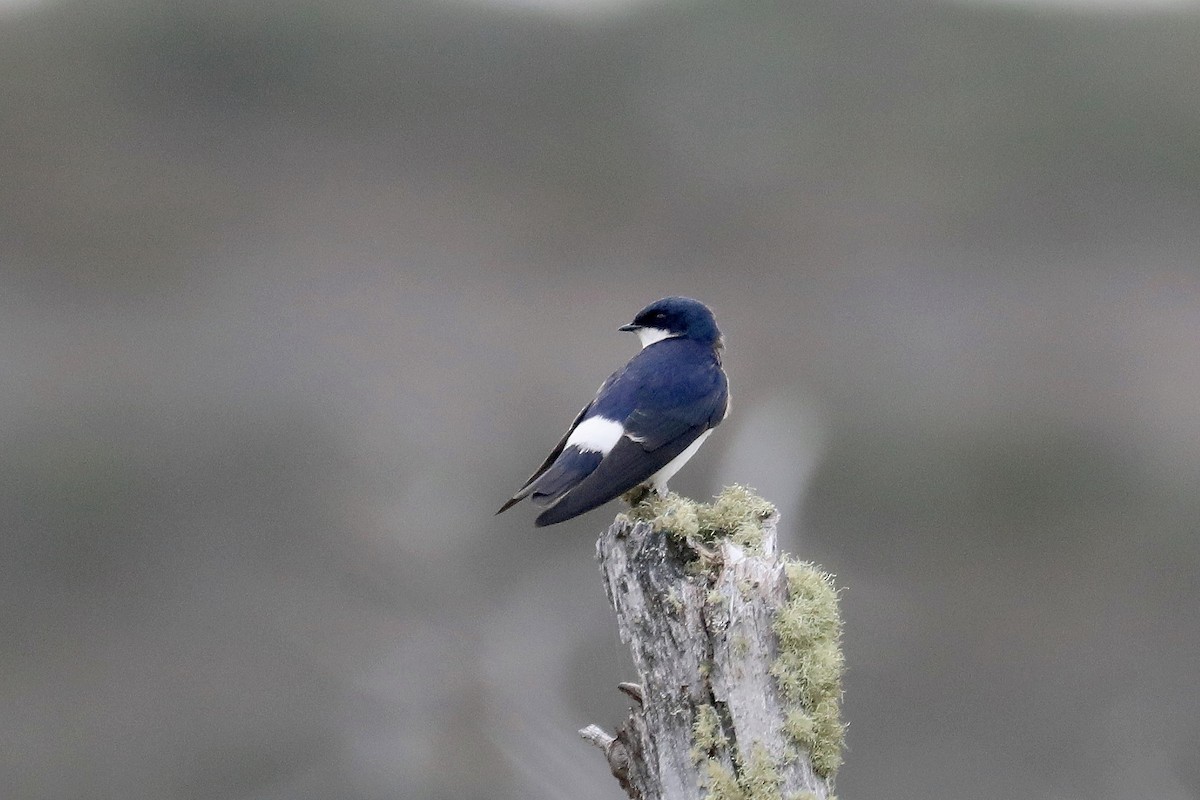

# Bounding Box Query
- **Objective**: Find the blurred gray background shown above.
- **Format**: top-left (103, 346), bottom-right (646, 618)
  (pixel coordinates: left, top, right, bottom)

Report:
top-left (3, 0), bottom-right (1198, 798)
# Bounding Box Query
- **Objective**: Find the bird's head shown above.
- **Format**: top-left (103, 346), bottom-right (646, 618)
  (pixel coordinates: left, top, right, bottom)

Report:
top-left (619, 296), bottom-right (723, 349)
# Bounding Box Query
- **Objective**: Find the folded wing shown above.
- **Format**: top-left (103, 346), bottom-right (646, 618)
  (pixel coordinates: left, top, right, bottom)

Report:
top-left (535, 345), bottom-right (727, 526)
top-left (496, 400), bottom-right (593, 514)
top-left (532, 423), bottom-right (711, 526)
top-left (499, 339), bottom-right (728, 526)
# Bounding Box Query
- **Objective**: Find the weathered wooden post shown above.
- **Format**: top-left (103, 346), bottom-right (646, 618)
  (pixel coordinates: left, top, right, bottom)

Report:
top-left (580, 486), bottom-right (846, 800)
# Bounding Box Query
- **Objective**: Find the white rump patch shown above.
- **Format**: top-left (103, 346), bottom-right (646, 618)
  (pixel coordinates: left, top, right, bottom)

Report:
top-left (566, 416), bottom-right (625, 454)
top-left (635, 327), bottom-right (679, 349)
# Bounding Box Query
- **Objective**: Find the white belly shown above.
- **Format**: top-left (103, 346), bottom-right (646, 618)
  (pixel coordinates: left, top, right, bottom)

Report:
top-left (647, 429), bottom-right (713, 494)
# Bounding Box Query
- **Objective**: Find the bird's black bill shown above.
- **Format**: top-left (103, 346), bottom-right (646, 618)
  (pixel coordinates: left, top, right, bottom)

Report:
top-left (618, 323), bottom-right (640, 332)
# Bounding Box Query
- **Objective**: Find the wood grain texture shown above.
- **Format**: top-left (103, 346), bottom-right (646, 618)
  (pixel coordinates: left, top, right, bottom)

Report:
top-left (581, 505), bottom-right (840, 800)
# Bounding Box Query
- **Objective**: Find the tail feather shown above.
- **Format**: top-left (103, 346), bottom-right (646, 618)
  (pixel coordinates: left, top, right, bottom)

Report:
top-left (534, 489), bottom-right (611, 527)
top-left (496, 495), bottom-right (525, 515)
top-left (497, 446), bottom-right (601, 516)
top-left (527, 448), bottom-right (602, 506)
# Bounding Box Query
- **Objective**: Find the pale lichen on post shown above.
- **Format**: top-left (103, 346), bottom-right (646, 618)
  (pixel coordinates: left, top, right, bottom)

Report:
top-left (620, 484), bottom-right (779, 555)
top-left (581, 486), bottom-right (846, 800)
top-left (773, 561), bottom-right (846, 779)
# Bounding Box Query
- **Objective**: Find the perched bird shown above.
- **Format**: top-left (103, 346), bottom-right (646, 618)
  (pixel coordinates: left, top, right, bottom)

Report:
top-left (498, 296), bottom-right (729, 527)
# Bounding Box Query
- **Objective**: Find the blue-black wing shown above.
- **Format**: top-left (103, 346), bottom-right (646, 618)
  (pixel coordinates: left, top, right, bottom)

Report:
top-left (497, 368), bottom-right (627, 514)
top-left (532, 424), bottom-right (710, 526)
top-left (534, 340), bottom-right (727, 526)
top-left (496, 399), bottom-right (593, 514)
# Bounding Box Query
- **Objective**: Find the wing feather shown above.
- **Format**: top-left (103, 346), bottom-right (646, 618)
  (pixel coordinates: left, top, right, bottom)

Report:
top-left (533, 426), bottom-right (708, 526)
top-left (500, 338), bottom-right (728, 525)
top-left (527, 448), bottom-right (603, 507)
top-left (496, 401), bottom-right (592, 514)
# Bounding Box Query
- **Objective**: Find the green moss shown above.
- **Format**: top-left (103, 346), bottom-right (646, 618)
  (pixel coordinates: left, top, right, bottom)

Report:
top-left (632, 486), bottom-right (845, 789)
top-left (701, 759), bottom-right (744, 800)
top-left (691, 704), bottom-right (728, 762)
top-left (782, 709), bottom-right (817, 749)
top-left (625, 484), bottom-right (777, 555)
top-left (740, 744), bottom-right (785, 800)
top-left (731, 635), bottom-right (750, 659)
top-left (667, 587), bottom-right (684, 614)
top-left (771, 560), bottom-right (846, 779)
top-left (693, 705), bottom-right (743, 800)
top-left (695, 485), bottom-right (778, 552)
top-left (695, 741), bottom-right (791, 800)
top-left (623, 490), bottom-right (700, 538)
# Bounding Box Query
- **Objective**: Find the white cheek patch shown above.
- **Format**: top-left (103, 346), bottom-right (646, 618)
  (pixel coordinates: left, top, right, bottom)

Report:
top-left (566, 416), bottom-right (625, 454)
top-left (635, 327), bottom-right (677, 349)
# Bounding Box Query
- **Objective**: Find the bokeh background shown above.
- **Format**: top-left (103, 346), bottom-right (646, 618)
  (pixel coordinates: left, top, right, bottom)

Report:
top-left (4, 0), bottom-right (1199, 798)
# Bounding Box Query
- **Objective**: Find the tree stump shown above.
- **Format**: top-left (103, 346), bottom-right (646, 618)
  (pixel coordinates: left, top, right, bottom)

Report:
top-left (580, 487), bottom-right (845, 800)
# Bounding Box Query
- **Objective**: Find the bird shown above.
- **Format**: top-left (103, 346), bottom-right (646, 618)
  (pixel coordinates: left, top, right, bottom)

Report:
top-left (498, 296), bottom-right (729, 527)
